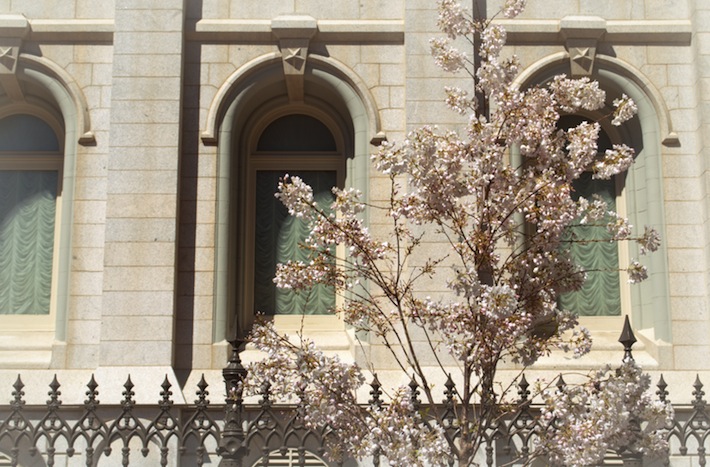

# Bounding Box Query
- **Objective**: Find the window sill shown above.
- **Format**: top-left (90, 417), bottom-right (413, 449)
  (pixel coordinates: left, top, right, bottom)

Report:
top-left (0, 331), bottom-right (54, 369)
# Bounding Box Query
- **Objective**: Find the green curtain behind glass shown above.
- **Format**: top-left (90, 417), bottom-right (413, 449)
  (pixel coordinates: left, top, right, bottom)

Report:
top-left (0, 171), bottom-right (57, 315)
top-left (254, 171), bottom-right (336, 315)
top-left (559, 172), bottom-right (621, 316)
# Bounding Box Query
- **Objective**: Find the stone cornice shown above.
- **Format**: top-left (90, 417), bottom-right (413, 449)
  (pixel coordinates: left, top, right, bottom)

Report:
top-left (27, 19), bottom-right (114, 42)
top-left (497, 18), bottom-right (692, 45)
top-left (0, 17), bottom-right (687, 46)
top-left (187, 19), bottom-right (404, 43)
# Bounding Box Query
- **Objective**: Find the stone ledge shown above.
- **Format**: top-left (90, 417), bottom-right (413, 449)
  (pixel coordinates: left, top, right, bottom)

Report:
top-left (188, 19), bottom-right (404, 43)
top-left (28, 19), bottom-right (114, 42)
top-left (497, 18), bottom-right (692, 45)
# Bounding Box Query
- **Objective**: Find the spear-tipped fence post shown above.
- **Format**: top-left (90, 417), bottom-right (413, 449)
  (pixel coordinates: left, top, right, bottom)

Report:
top-left (618, 315), bottom-right (643, 466)
top-left (218, 336), bottom-right (248, 466)
top-left (619, 315), bottom-right (637, 364)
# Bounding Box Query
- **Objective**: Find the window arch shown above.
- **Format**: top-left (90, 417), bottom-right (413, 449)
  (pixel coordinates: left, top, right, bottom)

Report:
top-left (0, 49), bottom-right (92, 367)
top-left (210, 55), bottom-right (377, 342)
top-left (515, 55), bottom-right (671, 342)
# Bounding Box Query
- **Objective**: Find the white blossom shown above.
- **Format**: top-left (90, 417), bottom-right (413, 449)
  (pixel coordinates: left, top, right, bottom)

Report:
top-left (550, 75), bottom-right (606, 113)
top-left (430, 37), bottom-right (467, 73)
top-left (628, 260), bottom-right (649, 283)
top-left (540, 361), bottom-right (671, 466)
top-left (502, 0), bottom-right (527, 18)
top-left (480, 24), bottom-right (507, 59)
top-left (593, 144), bottom-right (635, 179)
top-left (612, 94), bottom-right (638, 126)
top-left (437, 0), bottom-right (474, 39)
top-left (638, 226), bottom-right (661, 255)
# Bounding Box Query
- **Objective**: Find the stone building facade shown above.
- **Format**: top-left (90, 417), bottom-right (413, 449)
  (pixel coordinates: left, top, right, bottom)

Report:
top-left (0, 0), bottom-right (707, 464)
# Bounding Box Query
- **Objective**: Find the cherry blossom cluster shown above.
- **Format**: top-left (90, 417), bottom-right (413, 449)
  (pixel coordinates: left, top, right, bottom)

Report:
top-left (539, 361), bottom-right (672, 466)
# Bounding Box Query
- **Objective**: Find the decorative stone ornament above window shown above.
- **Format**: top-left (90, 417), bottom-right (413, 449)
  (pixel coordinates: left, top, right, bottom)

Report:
top-left (559, 16), bottom-right (606, 77)
top-left (0, 14), bottom-right (29, 101)
top-left (271, 15), bottom-right (317, 103)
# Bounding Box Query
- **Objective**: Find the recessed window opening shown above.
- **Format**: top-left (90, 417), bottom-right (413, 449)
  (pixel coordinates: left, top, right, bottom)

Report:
top-left (245, 112), bottom-right (344, 317)
top-left (0, 114), bottom-right (62, 318)
top-left (558, 115), bottom-right (626, 317)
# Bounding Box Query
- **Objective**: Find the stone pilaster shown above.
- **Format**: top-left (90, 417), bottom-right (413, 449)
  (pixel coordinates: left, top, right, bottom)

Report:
top-left (100, 0), bottom-right (185, 366)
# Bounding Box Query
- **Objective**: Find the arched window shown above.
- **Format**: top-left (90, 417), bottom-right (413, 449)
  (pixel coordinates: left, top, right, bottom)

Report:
top-left (0, 113), bottom-right (62, 318)
top-left (515, 58), bottom-right (671, 344)
top-left (242, 112), bottom-right (345, 317)
top-left (209, 55), bottom-right (377, 344)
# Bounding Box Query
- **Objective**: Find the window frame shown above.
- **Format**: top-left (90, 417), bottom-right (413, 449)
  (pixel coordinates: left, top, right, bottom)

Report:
top-left (557, 115), bottom-right (632, 330)
top-left (0, 110), bottom-right (64, 333)
top-left (239, 107), bottom-right (347, 331)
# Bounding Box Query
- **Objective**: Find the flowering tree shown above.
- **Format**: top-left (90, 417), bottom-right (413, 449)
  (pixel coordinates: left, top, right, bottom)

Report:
top-left (244, 0), bottom-right (669, 465)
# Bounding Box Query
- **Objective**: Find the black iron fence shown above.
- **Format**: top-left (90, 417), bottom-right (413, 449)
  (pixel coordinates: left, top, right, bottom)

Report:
top-left (0, 338), bottom-right (709, 466)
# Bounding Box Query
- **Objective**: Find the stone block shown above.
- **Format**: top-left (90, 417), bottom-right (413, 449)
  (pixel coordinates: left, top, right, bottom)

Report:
top-left (70, 271), bottom-right (104, 296)
top-left (672, 321), bottom-right (710, 345)
top-left (112, 54), bottom-right (183, 78)
top-left (673, 345), bottom-right (710, 370)
top-left (66, 319), bottom-right (101, 345)
top-left (104, 242), bottom-right (176, 266)
top-left (645, 0), bottom-right (689, 19)
top-left (113, 31), bottom-right (184, 55)
top-left (73, 44), bottom-right (114, 64)
top-left (63, 62), bottom-right (93, 89)
top-left (99, 340), bottom-right (173, 366)
top-left (665, 200), bottom-right (704, 225)
top-left (380, 108), bottom-right (405, 132)
top-left (360, 0), bottom-right (404, 20)
top-left (65, 344), bottom-right (100, 369)
top-left (362, 45), bottom-right (403, 65)
top-left (74, 176), bottom-right (107, 201)
top-left (662, 155), bottom-right (702, 178)
top-left (87, 64), bottom-right (113, 89)
top-left (177, 247), bottom-right (215, 272)
top-left (175, 318), bottom-right (213, 345)
top-left (176, 295), bottom-right (214, 323)
top-left (71, 247), bottom-right (105, 272)
top-left (102, 266), bottom-right (175, 291)
top-left (670, 296), bottom-right (709, 321)
top-left (105, 194), bottom-right (177, 218)
top-left (664, 223), bottom-right (705, 249)
top-left (647, 46), bottom-right (693, 64)
top-left (111, 77), bottom-right (183, 103)
top-left (379, 63), bottom-right (405, 87)
top-left (68, 295), bottom-right (102, 321)
top-left (178, 222), bottom-right (215, 248)
top-left (189, 0), bottom-right (228, 19)
top-left (174, 344), bottom-right (213, 369)
top-left (668, 64), bottom-right (696, 87)
top-left (109, 123), bottom-right (181, 148)
top-left (8, 0), bottom-right (75, 19)
top-left (177, 270), bottom-right (215, 297)
top-left (102, 290), bottom-right (175, 316)
top-left (73, 200), bottom-right (107, 224)
top-left (101, 315), bottom-right (174, 341)
top-left (104, 218), bottom-right (176, 242)
top-left (668, 248), bottom-right (705, 273)
top-left (669, 272), bottom-right (706, 297)
top-left (663, 177), bottom-right (701, 201)
top-left (73, 223), bottom-right (106, 248)
top-left (107, 170), bottom-right (179, 195)
top-left (115, 9), bottom-right (183, 32)
top-left (76, 152), bottom-right (108, 177)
